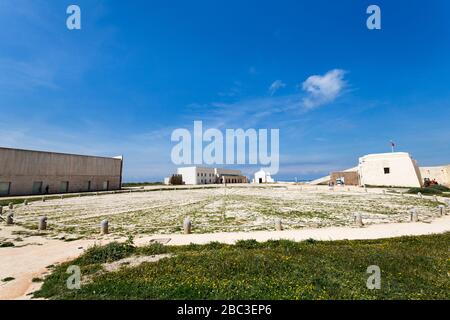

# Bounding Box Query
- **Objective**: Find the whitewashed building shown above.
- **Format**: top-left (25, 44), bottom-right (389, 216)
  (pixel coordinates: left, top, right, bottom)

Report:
top-left (359, 152), bottom-right (422, 187)
top-left (175, 167), bottom-right (247, 185)
top-left (253, 169), bottom-right (275, 184)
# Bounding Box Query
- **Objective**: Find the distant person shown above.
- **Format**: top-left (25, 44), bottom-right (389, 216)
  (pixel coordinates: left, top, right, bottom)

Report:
top-left (45, 185), bottom-right (49, 194)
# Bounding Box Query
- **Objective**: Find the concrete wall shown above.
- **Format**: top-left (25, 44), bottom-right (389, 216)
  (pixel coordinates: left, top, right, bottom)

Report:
top-left (0, 147), bottom-right (123, 196)
top-left (309, 166), bottom-right (359, 185)
top-left (330, 171), bottom-right (359, 186)
top-left (420, 165), bottom-right (450, 187)
top-left (359, 152), bottom-right (422, 187)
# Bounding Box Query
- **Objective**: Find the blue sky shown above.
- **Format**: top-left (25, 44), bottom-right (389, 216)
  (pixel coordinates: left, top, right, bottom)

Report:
top-left (1, 0), bottom-right (449, 181)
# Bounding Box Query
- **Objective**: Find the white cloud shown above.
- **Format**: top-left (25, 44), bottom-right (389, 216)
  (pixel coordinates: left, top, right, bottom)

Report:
top-left (268, 80), bottom-right (286, 96)
top-left (301, 69), bottom-right (346, 109)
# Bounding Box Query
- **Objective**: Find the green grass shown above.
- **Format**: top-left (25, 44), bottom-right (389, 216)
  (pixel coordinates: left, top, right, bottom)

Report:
top-left (407, 187), bottom-right (444, 195)
top-left (34, 233), bottom-right (450, 300)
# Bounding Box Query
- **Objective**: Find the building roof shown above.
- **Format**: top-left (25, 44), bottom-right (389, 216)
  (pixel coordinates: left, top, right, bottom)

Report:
top-left (0, 146), bottom-right (122, 161)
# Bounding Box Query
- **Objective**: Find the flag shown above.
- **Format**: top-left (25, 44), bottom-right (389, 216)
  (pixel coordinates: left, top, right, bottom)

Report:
top-left (390, 141), bottom-right (395, 147)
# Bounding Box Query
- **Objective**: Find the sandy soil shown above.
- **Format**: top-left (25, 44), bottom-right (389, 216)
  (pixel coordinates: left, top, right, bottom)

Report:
top-left (5, 185), bottom-right (445, 236)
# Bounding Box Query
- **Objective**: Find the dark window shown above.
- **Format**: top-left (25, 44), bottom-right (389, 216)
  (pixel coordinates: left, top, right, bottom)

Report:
top-left (32, 181), bottom-right (43, 194)
top-left (60, 181), bottom-right (69, 193)
top-left (384, 167), bottom-right (390, 174)
top-left (0, 182), bottom-right (11, 196)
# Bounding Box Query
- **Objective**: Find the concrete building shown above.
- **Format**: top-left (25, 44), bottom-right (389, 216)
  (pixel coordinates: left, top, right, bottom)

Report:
top-left (310, 152), bottom-right (427, 188)
top-left (0, 147), bottom-right (123, 196)
top-left (175, 167), bottom-right (247, 185)
top-left (358, 152), bottom-right (422, 187)
top-left (253, 169), bottom-right (275, 184)
top-left (420, 165), bottom-right (450, 187)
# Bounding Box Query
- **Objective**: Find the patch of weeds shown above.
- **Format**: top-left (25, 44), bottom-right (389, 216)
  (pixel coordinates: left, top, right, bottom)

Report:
top-left (78, 241), bottom-right (135, 265)
top-left (136, 243), bottom-right (169, 256)
top-left (32, 277), bottom-right (44, 283)
top-left (2, 277), bottom-right (15, 282)
top-left (235, 239), bottom-right (260, 249)
top-left (0, 241), bottom-right (15, 248)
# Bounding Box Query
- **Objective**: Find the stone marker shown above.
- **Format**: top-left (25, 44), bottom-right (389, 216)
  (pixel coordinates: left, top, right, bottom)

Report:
top-left (6, 212), bottom-right (14, 225)
top-left (382, 190), bottom-right (386, 195)
top-left (433, 195), bottom-right (438, 202)
top-left (42, 196), bottom-right (46, 202)
top-left (60, 195), bottom-right (64, 200)
top-left (409, 208), bottom-right (418, 222)
top-left (8, 203), bottom-right (13, 210)
top-left (275, 218), bottom-right (283, 231)
top-left (39, 216), bottom-right (48, 231)
top-left (438, 205), bottom-right (445, 217)
top-left (418, 192), bottom-right (422, 199)
top-left (24, 199), bottom-right (28, 206)
top-left (364, 188), bottom-right (368, 193)
top-left (183, 217), bottom-right (192, 234)
top-left (355, 213), bottom-right (364, 227)
top-left (0, 206), bottom-right (2, 215)
top-left (101, 220), bottom-right (109, 235)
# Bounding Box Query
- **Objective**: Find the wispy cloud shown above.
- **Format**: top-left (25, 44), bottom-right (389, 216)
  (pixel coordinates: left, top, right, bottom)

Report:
top-left (301, 69), bottom-right (346, 109)
top-left (268, 80), bottom-right (286, 96)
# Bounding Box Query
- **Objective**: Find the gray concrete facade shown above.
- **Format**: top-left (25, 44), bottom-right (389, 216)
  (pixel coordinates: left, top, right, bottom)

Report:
top-left (0, 147), bottom-right (123, 196)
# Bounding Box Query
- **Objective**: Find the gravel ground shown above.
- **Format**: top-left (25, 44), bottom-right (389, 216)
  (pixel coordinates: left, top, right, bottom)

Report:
top-left (5, 185), bottom-right (444, 238)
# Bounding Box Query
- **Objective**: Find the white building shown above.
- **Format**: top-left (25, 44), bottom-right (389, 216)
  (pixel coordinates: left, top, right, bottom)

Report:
top-left (253, 169), bottom-right (275, 184)
top-left (176, 167), bottom-right (247, 185)
top-left (359, 152), bottom-right (422, 187)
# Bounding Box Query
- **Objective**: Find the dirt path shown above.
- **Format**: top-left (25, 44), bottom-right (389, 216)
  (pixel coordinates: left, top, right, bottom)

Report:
top-left (1, 215), bottom-right (449, 300)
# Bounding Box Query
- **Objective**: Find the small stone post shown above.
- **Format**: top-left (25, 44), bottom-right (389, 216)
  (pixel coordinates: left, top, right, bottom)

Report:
top-left (0, 206), bottom-right (3, 215)
top-left (42, 196), bottom-right (46, 202)
top-left (410, 208), bottom-right (418, 222)
top-left (418, 192), bottom-right (422, 199)
top-left (39, 216), bottom-right (47, 231)
top-left (355, 213), bottom-right (364, 227)
top-left (24, 199), bottom-right (28, 206)
top-left (382, 190), bottom-right (386, 195)
top-left (6, 212), bottom-right (14, 225)
top-left (183, 217), bottom-right (192, 234)
top-left (8, 203), bottom-right (13, 210)
top-left (364, 187), bottom-right (368, 193)
top-left (433, 195), bottom-right (438, 202)
top-left (101, 220), bottom-right (109, 235)
top-left (60, 195), bottom-right (64, 200)
top-left (275, 218), bottom-right (283, 231)
top-left (438, 205), bottom-right (445, 217)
